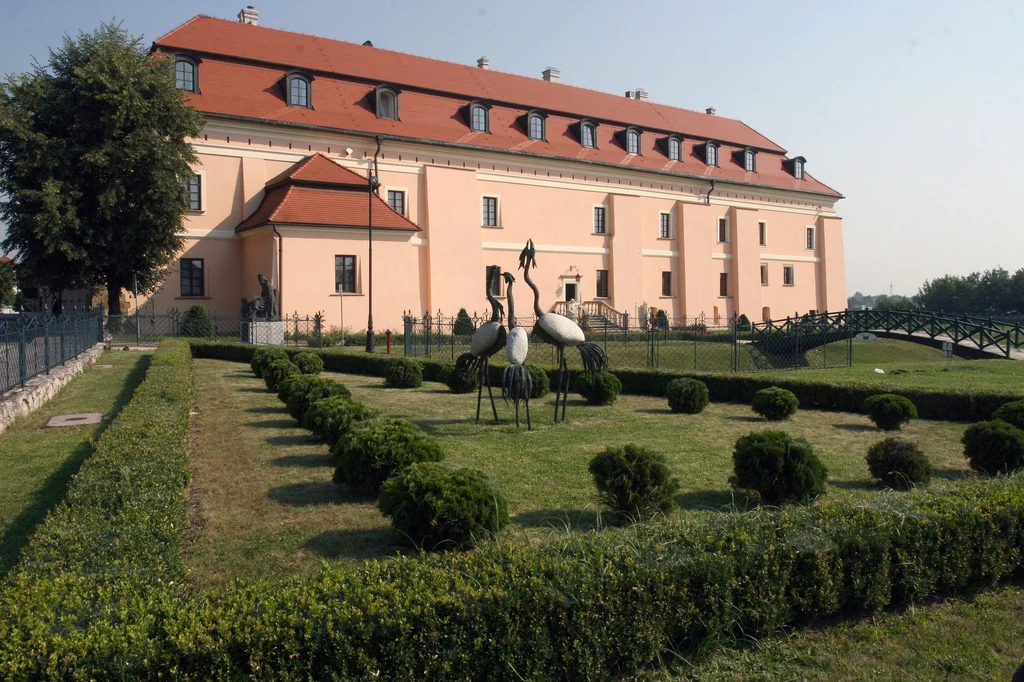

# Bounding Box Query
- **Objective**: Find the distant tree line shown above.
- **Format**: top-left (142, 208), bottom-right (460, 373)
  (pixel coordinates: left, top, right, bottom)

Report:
top-left (850, 267), bottom-right (1024, 317)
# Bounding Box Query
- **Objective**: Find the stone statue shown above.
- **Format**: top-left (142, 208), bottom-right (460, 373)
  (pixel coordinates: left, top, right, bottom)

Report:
top-left (638, 301), bottom-right (650, 330)
top-left (566, 297), bottom-right (581, 325)
top-left (240, 274), bottom-right (279, 321)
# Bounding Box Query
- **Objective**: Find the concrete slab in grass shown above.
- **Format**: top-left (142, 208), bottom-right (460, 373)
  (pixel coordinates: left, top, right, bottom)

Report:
top-left (93, 364), bottom-right (114, 369)
top-left (46, 413), bottom-right (103, 427)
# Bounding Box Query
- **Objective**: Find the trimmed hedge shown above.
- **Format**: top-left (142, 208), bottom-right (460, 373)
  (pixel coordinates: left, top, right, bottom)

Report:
top-left (304, 396), bottom-right (381, 447)
top-left (751, 387), bottom-right (799, 421)
top-left (864, 394), bottom-right (918, 431)
top-left (192, 341), bottom-right (1022, 423)
top-left (730, 430), bottom-right (828, 503)
top-left (866, 437), bottom-right (932, 488)
top-left (280, 376), bottom-right (351, 422)
top-left (962, 420), bottom-right (1024, 476)
top-left (264, 359), bottom-right (299, 392)
top-left (589, 445), bottom-right (679, 522)
top-left (665, 378), bottom-right (709, 414)
top-left (251, 346), bottom-right (288, 378)
top-left (293, 351), bottom-right (324, 375)
top-left (332, 418), bottom-right (445, 494)
top-left (385, 357), bottom-right (424, 388)
top-left (441, 363), bottom-right (476, 394)
top-left (993, 399), bottom-right (1024, 431)
top-left (575, 371), bottom-right (622, 406)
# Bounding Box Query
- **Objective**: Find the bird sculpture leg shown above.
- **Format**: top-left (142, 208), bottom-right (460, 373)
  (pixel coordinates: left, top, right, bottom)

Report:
top-left (554, 347), bottom-right (564, 423)
top-left (485, 360), bottom-right (500, 423)
top-left (525, 397), bottom-right (532, 430)
top-left (515, 400), bottom-right (520, 429)
top-left (475, 358), bottom-right (485, 424)
top-left (560, 353), bottom-right (570, 422)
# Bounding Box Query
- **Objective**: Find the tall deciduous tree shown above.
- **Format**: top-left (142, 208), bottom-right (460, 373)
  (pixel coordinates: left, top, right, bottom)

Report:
top-left (0, 23), bottom-right (203, 314)
top-left (0, 258), bottom-right (15, 307)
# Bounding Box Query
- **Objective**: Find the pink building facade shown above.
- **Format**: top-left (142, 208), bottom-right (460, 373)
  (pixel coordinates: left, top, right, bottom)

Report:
top-left (143, 11), bottom-right (846, 331)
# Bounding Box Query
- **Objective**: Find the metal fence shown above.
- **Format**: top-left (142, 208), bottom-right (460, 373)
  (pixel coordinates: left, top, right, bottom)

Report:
top-left (0, 309), bottom-right (104, 394)
top-left (402, 310), bottom-right (853, 373)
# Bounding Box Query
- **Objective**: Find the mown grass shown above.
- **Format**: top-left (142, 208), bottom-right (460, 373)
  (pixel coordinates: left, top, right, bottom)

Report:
top-left (645, 584), bottom-right (1024, 681)
top-left (187, 357), bottom-right (975, 584)
top-left (0, 350), bottom-right (151, 577)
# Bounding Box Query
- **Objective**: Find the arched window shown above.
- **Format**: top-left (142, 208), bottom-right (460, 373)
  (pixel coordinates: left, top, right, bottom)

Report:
top-left (667, 136), bottom-right (681, 161)
top-left (174, 56), bottom-right (198, 93)
top-left (471, 105), bottom-right (488, 132)
top-left (528, 114), bottom-right (545, 140)
top-left (581, 121), bottom-right (596, 148)
top-left (744, 149), bottom-right (756, 172)
top-left (374, 85), bottom-right (399, 120)
top-left (288, 74), bottom-right (310, 107)
top-left (626, 128), bottom-right (641, 154)
top-left (794, 159), bottom-right (804, 179)
top-left (705, 141), bottom-right (719, 167)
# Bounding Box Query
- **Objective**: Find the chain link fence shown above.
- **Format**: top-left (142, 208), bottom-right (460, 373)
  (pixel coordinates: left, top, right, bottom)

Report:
top-left (402, 310), bottom-right (853, 372)
top-left (0, 309), bottom-right (104, 394)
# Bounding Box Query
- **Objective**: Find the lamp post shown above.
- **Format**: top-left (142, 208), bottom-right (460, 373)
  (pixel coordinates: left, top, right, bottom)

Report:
top-left (366, 136), bottom-right (382, 353)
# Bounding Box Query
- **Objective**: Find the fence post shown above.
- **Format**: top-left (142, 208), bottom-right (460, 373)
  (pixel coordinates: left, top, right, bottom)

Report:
top-left (44, 319), bottom-right (51, 374)
top-left (847, 312), bottom-right (854, 367)
top-left (731, 314), bottom-right (739, 372)
top-left (60, 317), bottom-right (66, 364)
top-left (19, 325), bottom-right (27, 387)
top-left (450, 316), bottom-right (455, 362)
top-left (623, 312), bottom-right (629, 346)
top-left (404, 316), bottom-right (412, 356)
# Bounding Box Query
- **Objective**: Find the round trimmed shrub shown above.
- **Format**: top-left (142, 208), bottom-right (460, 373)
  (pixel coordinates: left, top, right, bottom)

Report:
top-left (263, 359), bottom-right (299, 393)
top-left (751, 387), bottom-right (799, 421)
top-left (332, 418), bottom-right (444, 494)
top-left (180, 304), bottom-right (215, 338)
top-left (993, 400), bottom-right (1024, 431)
top-left (866, 437), bottom-right (932, 488)
top-left (575, 371), bottom-right (622, 406)
top-left (729, 430), bottom-right (828, 504)
top-left (283, 377), bottom-right (350, 422)
top-left (528, 365), bottom-right (550, 399)
top-left (863, 394), bottom-right (918, 431)
top-left (442, 363), bottom-right (476, 394)
top-left (293, 351), bottom-right (323, 375)
top-left (251, 347), bottom-right (288, 378)
top-left (962, 420), bottom-right (1024, 475)
top-left (588, 445), bottom-right (679, 523)
top-left (304, 396), bottom-right (380, 446)
top-left (665, 378), bottom-right (709, 414)
top-left (379, 462), bottom-right (508, 550)
top-left (385, 357), bottom-right (423, 389)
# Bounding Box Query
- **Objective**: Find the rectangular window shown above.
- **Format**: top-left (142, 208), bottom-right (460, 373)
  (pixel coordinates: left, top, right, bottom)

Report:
top-left (760, 263), bottom-right (769, 286)
top-left (387, 190), bottom-right (405, 216)
top-left (758, 221), bottom-right (767, 246)
top-left (180, 258), bottom-right (204, 297)
top-left (185, 173), bottom-right (201, 211)
top-left (806, 227), bottom-right (816, 250)
top-left (596, 269), bottom-right (609, 298)
top-left (593, 206), bottom-right (606, 234)
top-left (717, 217), bottom-right (728, 243)
top-left (783, 265), bottom-right (795, 286)
top-left (659, 213), bottom-right (671, 239)
top-left (661, 271), bottom-right (672, 297)
top-left (335, 255), bottom-right (357, 293)
top-left (482, 196), bottom-right (498, 227)
top-left (719, 272), bottom-right (728, 297)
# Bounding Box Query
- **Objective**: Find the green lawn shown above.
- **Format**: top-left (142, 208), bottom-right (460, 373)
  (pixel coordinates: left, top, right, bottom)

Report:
top-left (186, 357), bottom-right (975, 585)
top-left (0, 350), bottom-right (151, 577)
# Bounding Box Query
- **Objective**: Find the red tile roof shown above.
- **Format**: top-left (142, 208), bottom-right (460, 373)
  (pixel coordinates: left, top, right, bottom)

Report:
top-left (156, 16), bottom-right (840, 198)
top-left (237, 154), bottom-right (419, 233)
top-left (0, 256), bottom-right (11, 263)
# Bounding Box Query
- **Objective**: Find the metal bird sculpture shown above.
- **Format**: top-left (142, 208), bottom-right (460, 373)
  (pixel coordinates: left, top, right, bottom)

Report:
top-left (519, 239), bottom-right (607, 422)
top-left (501, 271), bottom-right (532, 429)
top-left (455, 265), bottom-right (506, 423)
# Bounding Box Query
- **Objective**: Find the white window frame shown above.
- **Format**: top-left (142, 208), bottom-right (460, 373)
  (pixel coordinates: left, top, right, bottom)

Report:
top-left (783, 264), bottom-right (795, 286)
top-left (760, 263), bottom-right (769, 286)
top-left (717, 216), bottom-right (730, 244)
top-left (794, 159), bottom-right (804, 179)
top-left (581, 122), bottom-right (596, 148)
top-left (385, 187), bottom-right (408, 217)
top-left (668, 137), bottom-right (681, 161)
top-left (758, 220), bottom-right (768, 247)
top-left (659, 212), bottom-right (672, 239)
top-left (481, 194), bottom-right (501, 228)
top-left (560, 274), bottom-right (583, 302)
top-left (805, 226), bottom-right (816, 251)
top-left (185, 169), bottom-right (206, 214)
top-left (592, 204), bottom-right (608, 235)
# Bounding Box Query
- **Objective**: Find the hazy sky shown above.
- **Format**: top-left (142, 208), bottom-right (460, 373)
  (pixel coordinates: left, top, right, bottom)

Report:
top-left (2, 0), bottom-right (1022, 297)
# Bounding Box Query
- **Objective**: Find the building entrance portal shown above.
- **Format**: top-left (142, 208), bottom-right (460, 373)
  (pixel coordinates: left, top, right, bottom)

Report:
top-left (564, 282), bottom-right (578, 303)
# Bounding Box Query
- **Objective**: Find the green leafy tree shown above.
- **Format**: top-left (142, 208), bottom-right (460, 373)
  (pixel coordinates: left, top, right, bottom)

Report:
top-left (0, 258), bottom-right (15, 307)
top-left (0, 23), bottom-right (204, 314)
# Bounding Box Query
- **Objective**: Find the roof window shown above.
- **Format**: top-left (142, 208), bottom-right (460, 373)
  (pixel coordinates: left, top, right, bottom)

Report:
top-left (174, 55), bottom-right (199, 93)
top-left (284, 71), bottom-right (313, 108)
top-left (705, 140), bottom-right (719, 167)
top-left (374, 85), bottom-right (400, 120)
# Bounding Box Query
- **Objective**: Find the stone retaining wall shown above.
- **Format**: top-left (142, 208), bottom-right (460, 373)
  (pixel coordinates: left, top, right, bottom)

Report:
top-left (0, 343), bottom-right (105, 436)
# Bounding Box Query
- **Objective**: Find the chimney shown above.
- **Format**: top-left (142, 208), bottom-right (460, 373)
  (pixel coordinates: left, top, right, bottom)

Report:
top-left (624, 90), bottom-right (636, 99)
top-left (635, 88), bottom-right (648, 100)
top-left (362, 40), bottom-right (373, 47)
top-left (477, 56), bottom-right (489, 70)
top-left (542, 67), bottom-right (560, 82)
top-left (706, 106), bottom-right (717, 115)
top-left (238, 6), bottom-right (258, 25)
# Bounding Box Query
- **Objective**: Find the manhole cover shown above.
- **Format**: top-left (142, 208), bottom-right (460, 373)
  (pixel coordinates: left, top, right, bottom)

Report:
top-left (46, 413), bottom-right (103, 428)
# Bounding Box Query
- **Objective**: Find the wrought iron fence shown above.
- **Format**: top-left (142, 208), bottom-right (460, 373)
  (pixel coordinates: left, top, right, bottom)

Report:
top-left (402, 310), bottom-right (853, 373)
top-left (0, 309), bottom-right (104, 394)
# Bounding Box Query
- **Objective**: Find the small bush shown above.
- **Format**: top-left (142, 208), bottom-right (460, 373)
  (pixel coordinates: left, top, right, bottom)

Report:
top-left (250, 347), bottom-right (288, 378)
top-left (293, 351), bottom-right (324, 375)
top-left (332, 418), bottom-right (444, 494)
top-left (385, 357), bottom-right (423, 389)
top-left (962, 420), bottom-right (1024, 475)
top-left (304, 396), bottom-right (380, 446)
top-left (263, 359), bottom-right (299, 393)
top-left (993, 400), bottom-right (1024, 431)
top-left (453, 308), bottom-right (475, 337)
top-left (180, 304), bottom-right (215, 338)
top-left (282, 376), bottom-right (350, 422)
top-left (665, 378), bottom-right (709, 414)
top-left (442, 363), bottom-right (476, 394)
top-left (528, 364), bottom-right (550, 399)
top-left (866, 437), bottom-right (932, 488)
top-left (730, 430), bottom-right (828, 504)
top-left (751, 387), bottom-right (799, 421)
top-left (588, 445), bottom-right (679, 522)
top-left (575, 371), bottom-right (622, 406)
top-left (864, 394), bottom-right (918, 431)
top-left (379, 462), bottom-right (508, 550)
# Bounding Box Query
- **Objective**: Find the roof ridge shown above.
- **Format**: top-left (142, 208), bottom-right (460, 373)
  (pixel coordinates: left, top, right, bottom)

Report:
top-left (150, 14), bottom-right (205, 48)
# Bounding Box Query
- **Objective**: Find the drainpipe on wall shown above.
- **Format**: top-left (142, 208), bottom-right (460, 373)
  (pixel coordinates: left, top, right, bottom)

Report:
top-left (705, 178), bottom-right (716, 205)
top-left (272, 224), bottom-right (283, 318)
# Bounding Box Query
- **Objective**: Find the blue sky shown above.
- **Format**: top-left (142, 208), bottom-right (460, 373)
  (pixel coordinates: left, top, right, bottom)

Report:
top-left (2, 0), bottom-right (1022, 297)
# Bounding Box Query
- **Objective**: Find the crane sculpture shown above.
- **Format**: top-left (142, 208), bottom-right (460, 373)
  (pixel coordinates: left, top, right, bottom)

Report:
top-left (455, 265), bottom-right (506, 423)
top-left (519, 239), bottom-right (607, 422)
top-left (501, 271), bottom-right (532, 430)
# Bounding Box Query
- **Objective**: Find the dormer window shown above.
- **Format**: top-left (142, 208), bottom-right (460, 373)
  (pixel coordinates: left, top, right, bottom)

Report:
top-left (743, 148), bottom-right (756, 172)
top-left (285, 72), bottom-right (313, 108)
top-left (667, 136), bottom-right (682, 161)
top-left (524, 110), bottom-right (547, 141)
top-left (374, 85), bottom-right (400, 120)
top-left (786, 156), bottom-right (807, 179)
top-left (580, 119), bottom-right (597, 148)
top-left (624, 126), bottom-right (642, 155)
top-left (705, 141), bottom-right (720, 167)
top-left (174, 55), bottom-right (199, 93)
top-left (468, 101), bottom-right (491, 133)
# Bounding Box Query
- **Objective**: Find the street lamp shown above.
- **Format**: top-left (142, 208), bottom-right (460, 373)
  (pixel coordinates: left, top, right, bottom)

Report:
top-left (366, 136), bottom-right (382, 353)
